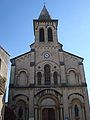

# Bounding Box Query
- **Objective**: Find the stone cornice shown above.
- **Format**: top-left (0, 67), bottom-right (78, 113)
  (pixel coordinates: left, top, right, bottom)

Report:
top-left (9, 83), bottom-right (87, 89)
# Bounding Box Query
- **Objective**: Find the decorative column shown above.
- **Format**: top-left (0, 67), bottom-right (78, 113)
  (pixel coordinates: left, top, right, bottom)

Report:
top-left (26, 104), bottom-right (29, 120)
top-left (60, 106), bottom-right (64, 120)
top-left (34, 106), bottom-right (38, 120)
top-left (56, 107), bottom-right (59, 120)
top-left (69, 104), bottom-right (72, 120)
top-left (38, 107), bottom-right (41, 120)
top-left (51, 73), bottom-right (54, 84)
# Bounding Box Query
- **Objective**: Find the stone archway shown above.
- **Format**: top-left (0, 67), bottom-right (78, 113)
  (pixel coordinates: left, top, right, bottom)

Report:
top-left (34, 89), bottom-right (62, 120)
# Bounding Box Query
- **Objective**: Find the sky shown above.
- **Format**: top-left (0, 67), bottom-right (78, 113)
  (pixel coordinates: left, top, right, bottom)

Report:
top-left (0, 0), bottom-right (90, 102)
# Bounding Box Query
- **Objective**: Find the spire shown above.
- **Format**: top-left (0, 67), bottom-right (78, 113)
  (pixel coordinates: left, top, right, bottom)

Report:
top-left (38, 5), bottom-right (51, 20)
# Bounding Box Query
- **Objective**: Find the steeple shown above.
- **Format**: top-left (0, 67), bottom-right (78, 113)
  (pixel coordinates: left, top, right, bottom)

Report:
top-left (32, 5), bottom-right (60, 49)
top-left (38, 5), bottom-right (51, 20)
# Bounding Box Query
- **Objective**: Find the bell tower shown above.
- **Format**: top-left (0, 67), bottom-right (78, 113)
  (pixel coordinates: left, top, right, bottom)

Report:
top-left (32, 5), bottom-right (62, 49)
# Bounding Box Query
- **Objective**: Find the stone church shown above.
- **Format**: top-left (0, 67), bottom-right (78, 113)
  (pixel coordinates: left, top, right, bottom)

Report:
top-left (8, 5), bottom-right (90, 120)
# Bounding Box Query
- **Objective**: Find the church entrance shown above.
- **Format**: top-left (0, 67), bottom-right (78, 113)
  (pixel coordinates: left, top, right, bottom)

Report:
top-left (42, 108), bottom-right (55, 120)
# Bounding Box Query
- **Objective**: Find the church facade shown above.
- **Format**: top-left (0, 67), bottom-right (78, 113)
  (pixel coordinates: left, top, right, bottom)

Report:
top-left (8, 6), bottom-right (90, 120)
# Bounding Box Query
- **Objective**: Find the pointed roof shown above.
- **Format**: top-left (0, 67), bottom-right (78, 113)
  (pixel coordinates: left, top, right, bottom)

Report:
top-left (38, 5), bottom-right (51, 20)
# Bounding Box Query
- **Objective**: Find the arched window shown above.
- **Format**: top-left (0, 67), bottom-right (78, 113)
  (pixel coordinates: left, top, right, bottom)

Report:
top-left (53, 72), bottom-right (58, 85)
top-left (39, 28), bottom-right (45, 42)
top-left (44, 64), bottom-right (51, 85)
top-left (47, 28), bottom-right (53, 42)
top-left (19, 71), bottom-right (27, 86)
top-left (37, 72), bottom-right (42, 85)
top-left (68, 70), bottom-right (76, 84)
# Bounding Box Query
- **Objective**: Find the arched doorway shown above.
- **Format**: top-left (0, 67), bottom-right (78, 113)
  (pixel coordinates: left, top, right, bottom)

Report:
top-left (34, 89), bottom-right (63, 120)
top-left (40, 98), bottom-right (56, 120)
top-left (42, 108), bottom-right (55, 120)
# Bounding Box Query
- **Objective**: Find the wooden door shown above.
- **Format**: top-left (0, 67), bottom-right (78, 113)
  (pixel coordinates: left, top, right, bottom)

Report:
top-left (42, 108), bottom-right (55, 120)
